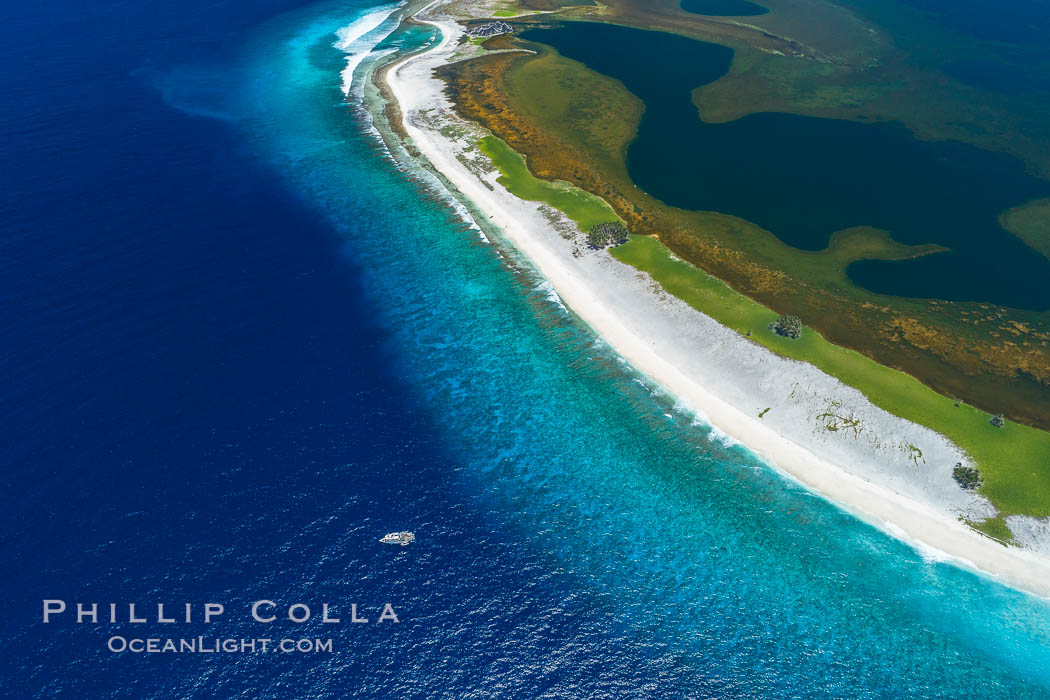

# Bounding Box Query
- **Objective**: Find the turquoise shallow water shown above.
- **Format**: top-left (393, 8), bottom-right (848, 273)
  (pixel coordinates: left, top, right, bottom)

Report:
top-left (223, 4), bottom-right (1050, 695)
top-left (8, 0), bottom-right (1050, 695)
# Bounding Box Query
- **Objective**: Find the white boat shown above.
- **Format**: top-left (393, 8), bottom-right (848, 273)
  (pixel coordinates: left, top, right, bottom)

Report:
top-left (380, 531), bottom-right (415, 546)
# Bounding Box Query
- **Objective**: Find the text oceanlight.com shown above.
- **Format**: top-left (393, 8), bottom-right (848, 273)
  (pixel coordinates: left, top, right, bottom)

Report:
top-left (42, 600), bottom-right (401, 654)
top-left (107, 637), bottom-right (333, 654)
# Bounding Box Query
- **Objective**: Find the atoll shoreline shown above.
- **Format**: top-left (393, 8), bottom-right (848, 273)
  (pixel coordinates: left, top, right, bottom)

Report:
top-left (374, 0), bottom-right (1050, 598)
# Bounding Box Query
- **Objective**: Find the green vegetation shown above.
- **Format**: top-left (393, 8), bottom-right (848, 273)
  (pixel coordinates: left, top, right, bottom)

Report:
top-left (610, 235), bottom-right (1050, 524)
top-left (971, 516), bottom-right (1014, 543)
top-left (770, 314), bottom-right (802, 339)
top-left (586, 221), bottom-right (629, 248)
top-left (990, 413), bottom-right (1005, 429)
top-left (462, 30), bottom-right (1050, 431)
top-left (478, 135), bottom-right (620, 231)
top-left (953, 463), bottom-right (983, 491)
top-left (478, 124), bottom-right (1050, 531)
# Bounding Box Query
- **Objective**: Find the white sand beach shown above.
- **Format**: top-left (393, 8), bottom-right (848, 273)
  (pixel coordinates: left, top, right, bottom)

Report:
top-left (377, 0), bottom-right (1050, 597)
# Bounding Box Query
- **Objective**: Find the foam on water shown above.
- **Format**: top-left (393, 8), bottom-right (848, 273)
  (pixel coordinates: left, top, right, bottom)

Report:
top-left (240, 5), bottom-right (1050, 695)
top-left (536, 279), bottom-right (567, 311)
top-left (334, 4), bottom-right (402, 95)
top-left (12, 0), bottom-right (1045, 695)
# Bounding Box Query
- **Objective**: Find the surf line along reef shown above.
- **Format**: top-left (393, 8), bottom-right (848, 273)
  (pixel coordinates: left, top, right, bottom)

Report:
top-left (365, 0), bottom-right (1050, 596)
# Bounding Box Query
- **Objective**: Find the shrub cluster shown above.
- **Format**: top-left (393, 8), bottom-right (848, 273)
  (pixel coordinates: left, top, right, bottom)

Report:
top-left (952, 462), bottom-right (983, 491)
top-left (586, 222), bottom-right (629, 249)
top-left (769, 314), bottom-right (802, 339)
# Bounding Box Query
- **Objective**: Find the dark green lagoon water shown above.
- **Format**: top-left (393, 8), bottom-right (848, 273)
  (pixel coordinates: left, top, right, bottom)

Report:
top-left (521, 22), bottom-right (1050, 309)
top-left (680, 0), bottom-right (769, 16)
top-left (847, 0), bottom-right (1050, 97)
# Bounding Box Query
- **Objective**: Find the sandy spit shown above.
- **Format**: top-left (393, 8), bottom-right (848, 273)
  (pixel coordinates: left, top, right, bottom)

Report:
top-left (377, 0), bottom-right (1050, 598)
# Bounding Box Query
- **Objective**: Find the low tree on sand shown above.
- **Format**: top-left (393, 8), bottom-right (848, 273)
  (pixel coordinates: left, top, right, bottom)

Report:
top-left (952, 462), bottom-right (983, 490)
top-left (770, 314), bottom-right (802, 339)
top-left (586, 222), bottom-right (629, 249)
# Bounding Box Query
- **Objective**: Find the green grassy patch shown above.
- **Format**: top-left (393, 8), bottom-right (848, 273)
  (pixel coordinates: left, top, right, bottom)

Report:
top-left (476, 36), bottom-right (1050, 434)
top-left (478, 135), bottom-right (620, 231)
top-left (478, 121), bottom-right (1050, 528)
top-left (969, 516), bottom-right (1015, 544)
top-left (612, 235), bottom-right (1050, 522)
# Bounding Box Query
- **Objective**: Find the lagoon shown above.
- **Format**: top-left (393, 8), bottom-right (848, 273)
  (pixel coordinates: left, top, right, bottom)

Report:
top-left (520, 22), bottom-right (1050, 309)
top-left (680, 0), bottom-right (769, 16)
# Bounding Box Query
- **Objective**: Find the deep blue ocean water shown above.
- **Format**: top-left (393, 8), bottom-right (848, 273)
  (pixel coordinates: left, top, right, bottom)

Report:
top-left (4, 0), bottom-right (1050, 697)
